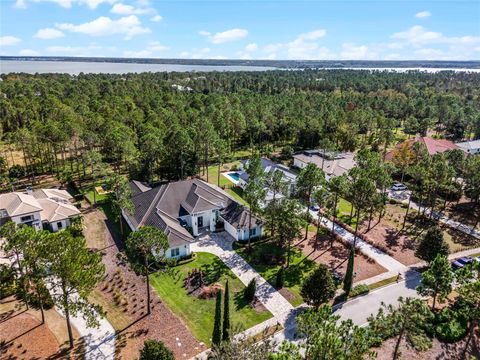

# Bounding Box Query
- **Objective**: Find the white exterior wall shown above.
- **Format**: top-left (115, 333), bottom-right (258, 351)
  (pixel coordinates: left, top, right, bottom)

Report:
top-left (237, 225), bottom-right (263, 241)
top-left (223, 219), bottom-right (239, 240)
top-left (165, 244), bottom-right (191, 259)
top-left (10, 211), bottom-right (42, 231)
top-left (191, 210), bottom-right (216, 236)
top-left (49, 218), bottom-right (71, 232)
top-left (293, 158), bottom-right (307, 169)
top-left (238, 178), bottom-right (248, 190)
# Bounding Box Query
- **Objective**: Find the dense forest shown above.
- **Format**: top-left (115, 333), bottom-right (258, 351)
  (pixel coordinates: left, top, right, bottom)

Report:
top-left (0, 69), bottom-right (479, 183)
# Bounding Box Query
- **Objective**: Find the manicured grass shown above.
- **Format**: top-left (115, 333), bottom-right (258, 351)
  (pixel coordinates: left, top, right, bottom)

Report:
top-left (226, 186), bottom-right (247, 205)
top-left (205, 164), bottom-right (236, 187)
top-left (149, 252), bottom-right (272, 345)
top-left (235, 242), bottom-right (317, 306)
top-left (368, 276), bottom-right (399, 291)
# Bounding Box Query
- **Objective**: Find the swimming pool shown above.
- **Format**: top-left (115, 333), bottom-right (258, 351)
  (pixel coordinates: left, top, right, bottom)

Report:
top-left (222, 171), bottom-right (241, 184)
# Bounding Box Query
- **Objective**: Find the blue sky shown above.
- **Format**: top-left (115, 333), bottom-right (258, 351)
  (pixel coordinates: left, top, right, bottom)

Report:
top-left (1, 0), bottom-right (479, 60)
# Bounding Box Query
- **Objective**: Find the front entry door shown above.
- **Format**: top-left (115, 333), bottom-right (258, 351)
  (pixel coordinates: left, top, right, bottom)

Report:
top-left (198, 216), bottom-right (203, 228)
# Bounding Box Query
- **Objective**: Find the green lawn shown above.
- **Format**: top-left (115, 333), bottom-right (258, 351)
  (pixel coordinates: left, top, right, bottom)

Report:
top-left (149, 252), bottom-right (272, 345)
top-left (205, 164), bottom-right (236, 187)
top-left (235, 242), bottom-right (316, 306)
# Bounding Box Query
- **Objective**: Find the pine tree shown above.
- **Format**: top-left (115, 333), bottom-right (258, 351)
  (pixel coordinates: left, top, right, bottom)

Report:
top-left (222, 280), bottom-right (230, 342)
top-left (212, 290), bottom-right (223, 346)
top-left (343, 246), bottom-right (355, 295)
top-left (416, 255), bottom-right (453, 310)
top-left (244, 278), bottom-right (256, 303)
top-left (276, 267), bottom-right (285, 289)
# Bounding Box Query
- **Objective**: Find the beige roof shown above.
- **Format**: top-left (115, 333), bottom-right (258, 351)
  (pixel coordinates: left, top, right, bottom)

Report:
top-left (293, 152), bottom-right (356, 178)
top-left (37, 198), bottom-right (80, 222)
top-left (0, 192), bottom-right (43, 216)
top-left (33, 188), bottom-right (73, 201)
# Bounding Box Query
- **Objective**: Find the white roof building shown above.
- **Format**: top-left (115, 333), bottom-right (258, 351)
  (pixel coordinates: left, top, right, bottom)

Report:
top-left (456, 140), bottom-right (480, 155)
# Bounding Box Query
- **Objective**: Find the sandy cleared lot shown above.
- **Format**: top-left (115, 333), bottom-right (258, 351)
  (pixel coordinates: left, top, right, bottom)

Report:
top-left (295, 231), bottom-right (388, 281)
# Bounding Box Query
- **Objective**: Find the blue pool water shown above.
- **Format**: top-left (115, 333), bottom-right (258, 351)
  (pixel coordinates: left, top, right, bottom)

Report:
top-left (228, 172), bottom-right (240, 181)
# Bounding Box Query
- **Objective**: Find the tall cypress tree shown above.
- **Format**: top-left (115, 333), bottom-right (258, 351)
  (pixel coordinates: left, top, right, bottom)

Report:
top-left (343, 246), bottom-right (355, 295)
top-left (212, 290), bottom-right (222, 346)
top-left (222, 280), bottom-right (230, 342)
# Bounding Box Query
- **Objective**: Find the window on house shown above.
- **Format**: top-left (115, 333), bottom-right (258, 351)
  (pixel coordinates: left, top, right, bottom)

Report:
top-left (20, 215), bottom-right (33, 222)
top-left (170, 248), bottom-right (180, 257)
top-left (57, 221), bottom-right (63, 229)
top-left (249, 228), bottom-right (256, 236)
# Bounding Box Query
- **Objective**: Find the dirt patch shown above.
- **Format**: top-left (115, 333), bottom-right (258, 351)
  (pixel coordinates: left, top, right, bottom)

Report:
top-left (295, 231), bottom-right (388, 282)
top-left (278, 288), bottom-right (296, 303)
top-left (83, 208), bottom-right (206, 359)
top-left (441, 197), bottom-right (480, 232)
top-left (0, 297), bottom-right (85, 359)
top-left (359, 204), bottom-right (479, 265)
top-left (373, 330), bottom-right (479, 360)
top-left (251, 297), bottom-right (268, 313)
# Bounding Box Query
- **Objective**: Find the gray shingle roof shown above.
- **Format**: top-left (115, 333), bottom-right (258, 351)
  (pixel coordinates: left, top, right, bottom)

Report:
top-left (124, 179), bottom-right (262, 247)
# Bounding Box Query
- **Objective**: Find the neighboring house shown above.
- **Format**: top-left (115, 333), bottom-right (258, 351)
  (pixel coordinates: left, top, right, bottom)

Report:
top-left (293, 150), bottom-right (356, 180)
top-left (456, 139), bottom-right (480, 155)
top-left (385, 136), bottom-right (459, 161)
top-left (0, 188), bottom-right (80, 231)
top-left (238, 158), bottom-right (297, 201)
top-left (123, 179), bottom-right (263, 259)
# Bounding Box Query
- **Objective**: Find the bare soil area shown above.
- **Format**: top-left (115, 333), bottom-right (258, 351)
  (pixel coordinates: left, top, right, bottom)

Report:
top-left (360, 204), bottom-right (479, 265)
top-left (373, 330), bottom-right (479, 360)
top-left (83, 207), bottom-right (206, 360)
top-left (0, 297), bottom-right (84, 359)
top-left (295, 231), bottom-right (388, 281)
top-left (439, 197), bottom-right (480, 231)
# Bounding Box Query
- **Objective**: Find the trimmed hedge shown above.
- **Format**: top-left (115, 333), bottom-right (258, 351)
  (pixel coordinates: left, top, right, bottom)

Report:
top-left (349, 284), bottom-right (370, 298)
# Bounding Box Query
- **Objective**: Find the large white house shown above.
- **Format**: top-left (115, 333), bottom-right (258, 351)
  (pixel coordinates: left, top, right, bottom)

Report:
top-left (293, 150), bottom-right (356, 180)
top-left (238, 158), bottom-right (297, 204)
top-left (0, 188), bottom-right (80, 231)
top-left (123, 179), bottom-right (263, 259)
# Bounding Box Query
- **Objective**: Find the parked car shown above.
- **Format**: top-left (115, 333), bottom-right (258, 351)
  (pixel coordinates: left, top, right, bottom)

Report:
top-left (451, 257), bottom-right (473, 270)
top-left (391, 183), bottom-right (407, 191)
top-left (310, 204), bottom-right (320, 211)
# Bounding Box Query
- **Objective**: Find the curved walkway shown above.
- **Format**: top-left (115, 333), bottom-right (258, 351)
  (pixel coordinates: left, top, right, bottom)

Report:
top-left (191, 233), bottom-right (294, 324)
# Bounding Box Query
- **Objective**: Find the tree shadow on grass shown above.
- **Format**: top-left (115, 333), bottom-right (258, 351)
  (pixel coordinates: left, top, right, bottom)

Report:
top-left (199, 257), bottom-right (233, 285)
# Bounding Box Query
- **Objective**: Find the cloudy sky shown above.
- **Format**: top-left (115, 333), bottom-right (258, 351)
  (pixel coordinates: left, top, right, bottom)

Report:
top-left (0, 0), bottom-right (479, 60)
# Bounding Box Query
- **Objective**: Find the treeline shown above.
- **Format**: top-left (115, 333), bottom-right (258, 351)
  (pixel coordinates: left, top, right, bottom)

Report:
top-left (0, 70), bottom-right (479, 183)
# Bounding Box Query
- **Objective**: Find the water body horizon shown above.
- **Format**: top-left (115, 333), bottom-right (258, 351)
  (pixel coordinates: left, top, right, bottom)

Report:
top-left (1, 60), bottom-right (480, 75)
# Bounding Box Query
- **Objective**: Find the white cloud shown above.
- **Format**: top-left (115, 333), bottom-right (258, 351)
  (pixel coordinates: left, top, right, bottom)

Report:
top-left (0, 36), bottom-right (21, 46)
top-left (391, 25), bottom-right (442, 46)
top-left (123, 49), bottom-right (152, 57)
top-left (415, 11), bottom-right (431, 18)
top-left (245, 43), bottom-right (258, 52)
top-left (180, 47), bottom-right (211, 58)
top-left (147, 41), bottom-right (169, 51)
top-left (150, 15), bottom-right (163, 22)
top-left (19, 49), bottom-right (39, 56)
top-left (297, 29), bottom-right (326, 41)
top-left (340, 43), bottom-right (374, 59)
top-left (57, 15), bottom-right (150, 39)
top-left (34, 28), bottom-right (65, 40)
top-left (110, 3), bottom-right (151, 15)
top-left (18, 0), bottom-right (117, 9)
top-left (263, 28), bottom-right (330, 59)
top-left (201, 28), bottom-right (248, 44)
top-left (14, 0), bottom-right (27, 8)
top-left (46, 44), bottom-right (102, 56)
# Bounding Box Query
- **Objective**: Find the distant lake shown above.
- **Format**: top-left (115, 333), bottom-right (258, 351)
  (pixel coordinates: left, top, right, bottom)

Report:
top-left (0, 60), bottom-right (278, 74)
top-left (1, 60), bottom-right (480, 75)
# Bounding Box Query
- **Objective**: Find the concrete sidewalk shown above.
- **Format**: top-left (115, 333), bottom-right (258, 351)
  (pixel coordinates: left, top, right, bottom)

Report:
top-left (309, 210), bottom-right (407, 273)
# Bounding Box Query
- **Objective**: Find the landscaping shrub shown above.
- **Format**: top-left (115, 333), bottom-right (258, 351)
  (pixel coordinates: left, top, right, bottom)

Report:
top-left (198, 284), bottom-right (223, 299)
top-left (435, 319), bottom-right (467, 342)
top-left (244, 279), bottom-right (256, 303)
top-left (139, 340), bottom-right (174, 360)
top-left (349, 284), bottom-right (370, 298)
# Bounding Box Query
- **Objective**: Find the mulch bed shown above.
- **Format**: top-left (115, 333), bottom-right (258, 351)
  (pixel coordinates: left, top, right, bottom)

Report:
top-left (295, 231), bottom-right (387, 281)
top-left (0, 312), bottom-right (60, 359)
top-left (85, 208), bottom-right (206, 360)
